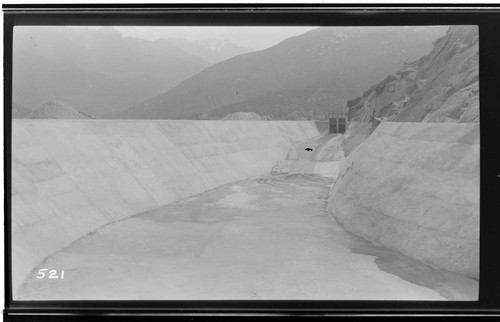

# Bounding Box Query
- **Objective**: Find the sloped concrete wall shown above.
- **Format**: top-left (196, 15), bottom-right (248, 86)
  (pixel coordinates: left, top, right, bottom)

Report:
top-left (11, 120), bottom-right (326, 293)
top-left (273, 134), bottom-right (346, 179)
top-left (327, 122), bottom-right (479, 278)
top-left (342, 121), bottom-right (373, 156)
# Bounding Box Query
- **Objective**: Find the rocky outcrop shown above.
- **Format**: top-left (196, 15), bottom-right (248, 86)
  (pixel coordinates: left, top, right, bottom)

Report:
top-left (348, 26), bottom-right (478, 123)
top-left (29, 101), bottom-right (95, 119)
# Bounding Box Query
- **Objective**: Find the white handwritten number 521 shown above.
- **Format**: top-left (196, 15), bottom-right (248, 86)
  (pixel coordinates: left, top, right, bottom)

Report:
top-left (36, 269), bottom-right (65, 279)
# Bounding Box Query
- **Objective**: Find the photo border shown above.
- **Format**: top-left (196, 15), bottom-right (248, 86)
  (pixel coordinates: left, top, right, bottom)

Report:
top-left (3, 3), bottom-right (500, 319)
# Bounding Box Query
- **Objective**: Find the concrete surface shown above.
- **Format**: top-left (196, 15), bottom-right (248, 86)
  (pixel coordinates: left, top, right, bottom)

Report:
top-left (327, 122), bottom-right (479, 278)
top-left (342, 122), bottom-right (374, 156)
top-left (273, 134), bottom-right (344, 179)
top-left (11, 120), bottom-right (327, 294)
top-left (15, 174), bottom-right (477, 300)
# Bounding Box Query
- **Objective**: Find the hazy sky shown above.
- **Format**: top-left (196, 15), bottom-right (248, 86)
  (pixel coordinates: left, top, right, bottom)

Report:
top-left (60, 25), bottom-right (447, 52)
top-left (114, 26), bottom-right (318, 50)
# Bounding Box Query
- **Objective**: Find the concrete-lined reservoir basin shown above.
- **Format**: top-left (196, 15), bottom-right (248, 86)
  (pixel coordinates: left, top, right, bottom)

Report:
top-left (16, 174), bottom-right (478, 300)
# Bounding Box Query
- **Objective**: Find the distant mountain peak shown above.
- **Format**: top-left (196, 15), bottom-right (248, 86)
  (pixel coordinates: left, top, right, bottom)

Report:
top-left (164, 37), bottom-right (253, 64)
top-left (206, 38), bottom-right (230, 53)
top-left (96, 26), bottom-right (123, 39)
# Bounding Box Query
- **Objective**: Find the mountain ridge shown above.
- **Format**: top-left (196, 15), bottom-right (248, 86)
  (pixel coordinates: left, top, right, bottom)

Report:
top-left (116, 26), bottom-right (447, 120)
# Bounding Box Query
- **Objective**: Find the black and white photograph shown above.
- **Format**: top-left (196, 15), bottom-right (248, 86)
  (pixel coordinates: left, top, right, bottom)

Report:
top-left (5, 5), bottom-right (489, 315)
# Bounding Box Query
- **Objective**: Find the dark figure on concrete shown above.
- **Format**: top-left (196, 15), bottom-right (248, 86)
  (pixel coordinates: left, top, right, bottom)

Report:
top-left (305, 148), bottom-right (313, 152)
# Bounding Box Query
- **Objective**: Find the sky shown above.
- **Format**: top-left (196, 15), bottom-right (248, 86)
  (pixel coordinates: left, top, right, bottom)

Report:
top-left (114, 26), bottom-right (318, 50)
top-left (72, 26), bottom-right (448, 52)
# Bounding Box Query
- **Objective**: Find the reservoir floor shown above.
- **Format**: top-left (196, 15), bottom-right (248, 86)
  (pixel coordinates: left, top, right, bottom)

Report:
top-left (16, 174), bottom-right (478, 300)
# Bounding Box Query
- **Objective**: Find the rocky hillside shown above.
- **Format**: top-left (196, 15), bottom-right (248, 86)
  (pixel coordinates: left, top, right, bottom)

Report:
top-left (29, 101), bottom-right (95, 119)
top-left (117, 26), bottom-right (446, 120)
top-left (348, 26), bottom-right (479, 123)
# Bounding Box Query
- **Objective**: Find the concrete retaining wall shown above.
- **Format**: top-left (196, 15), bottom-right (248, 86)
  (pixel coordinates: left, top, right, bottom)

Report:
top-left (327, 122), bottom-right (479, 278)
top-left (11, 120), bottom-right (326, 293)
